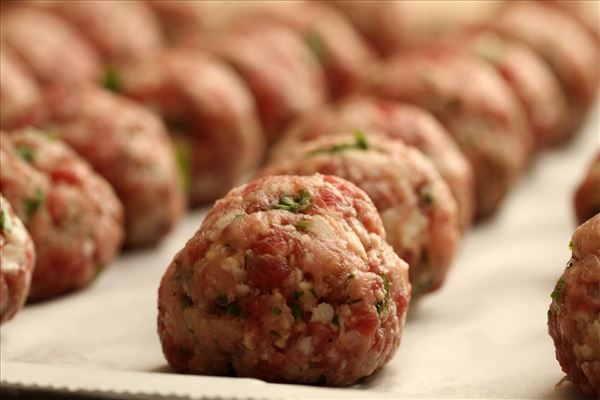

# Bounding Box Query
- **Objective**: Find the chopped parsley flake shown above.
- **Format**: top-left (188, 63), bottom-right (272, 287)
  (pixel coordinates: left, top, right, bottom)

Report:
top-left (295, 220), bottom-right (311, 232)
top-left (421, 186), bottom-right (435, 205)
top-left (227, 302), bottom-right (241, 317)
top-left (289, 302), bottom-right (305, 321)
top-left (271, 306), bottom-right (282, 315)
top-left (24, 188), bottom-right (45, 220)
top-left (331, 314), bottom-right (339, 326)
top-left (551, 278), bottom-right (565, 302)
top-left (214, 295), bottom-right (241, 317)
top-left (16, 145), bottom-right (34, 163)
top-left (293, 290), bottom-right (304, 300)
top-left (568, 240), bottom-right (574, 251)
top-left (180, 294), bottom-right (194, 309)
top-left (307, 129), bottom-right (369, 157)
top-left (269, 330), bottom-right (280, 337)
top-left (309, 288), bottom-right (318, 298)
top-left (102, 67), bottom-right (121, 92)
top-left (305, 30), bottom-right (327, 61)
top-left (347, 273), bottom-right (355, 280)
top-left (376, 273), bottom-right (391, 316)
top-left (173, 137), bottom-right (193, 195)
top-left (272, 189), bottom-right (311, 213)
top-left (0, 208), bottom-right (13, 233)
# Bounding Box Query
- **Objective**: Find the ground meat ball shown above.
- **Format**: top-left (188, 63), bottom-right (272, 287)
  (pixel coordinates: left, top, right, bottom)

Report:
top-left (0, 7), bottom-right (100, 85)
top-left (193, 22), bottom-right (327, 140)
top-left (548, 214), bottom-right (600, 398)
top-left (574, 153), bottom-right (600, 225)
top-left (0, 129), bottom-right (123, 301)
top-left (490, 2), bottom-right (600, 131)
top-left (0, 45), bottom-right (40, 130)
top-left (35, 0), bottom-right (164, 62)
top-left (272, 96), bottom-right (475, 231)
top-left (366, 50), bottom-right (532, 219)
top-left (0, 195), bottom-right (35, 324)
top-left (233, 1), bottom-right (375, 99)
top-left (19, 84), bottom-right (185, 247)
top-left (260, 132), bottom-right (460, 297)
top-left (463, 32), bottom-right (570, 148)
top-left (116, 49), bottom-right (264, 205)
top-left (158, 174), bottom-right (410, 385)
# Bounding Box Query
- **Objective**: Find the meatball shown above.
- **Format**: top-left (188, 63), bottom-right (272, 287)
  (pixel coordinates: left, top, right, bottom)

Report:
top-left (0, 195), bottom-right (35, 324)
top-left (544, 0), bottom-right (600, 42)
top-left (0, 7), bottom-right (101, 85)
top-left (116, 49), bottom-right (264, 205)
top-left (0, 45), bottom-right (41, 130)
top-left (548, 214), bottom-right (600, 397)
top-left (234, 1), bottom-right (375, 98)
top-left (490, 2), bottom-right (599, 131)
top-left (19, 84), bottom-right (185, 247)
top-left (158, 174), bottom-right (411, 385)
top-left (260, 132), bottom-right (460, 297)
top-left (574, 153), bottom-right (600, 225)
top-left (366, 49), bottom-right (532, 219)
top-left (35, 0), bottom-right (164, 62)
top-left (0, 129), bottom-right (123, 301)
top-left (194, 22), bottom-right (327, 140)
top-left (464, 32), bottom-right (570, 148)
top-left (272, 96), bottom-right (475, 231)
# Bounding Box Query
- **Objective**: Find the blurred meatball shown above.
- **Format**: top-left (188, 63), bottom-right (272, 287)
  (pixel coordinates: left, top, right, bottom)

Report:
top-left (0, 45), bottom-right (40, 130)
top-left (18, 84), bottom-right (185, 247)
top-left (116, 49), bottom-right (264, 205)
top-left (490, 2), bottom-right (599, 131)
top-left (233, 1), bottom-right (375, 98)
top-left (366, 50), bottom-right (532, 218)
top-left (462, 32), bottom-right (570, 148)
top-left (158, 174), bottom-right (410, 385)
top-left (0, 7), bottom-right (100, 85)
top-left (574, 153), bottom-right (600, 225)
top-left (548, 214), bottom-right (600, 397)
top-left (544, 0), bottom-right (600, 42)
top-left (272, 96), bottom-right (475, 230)
top-left (326, 0), bottom-right (504, 55)
top-left (0, 195), bottom-right (35, 324)
top-left (194, 22), bottom-right (327, 140)
top-left (260, 132), bottom-right (460, 297)
top-left (0, 129), bottom-right (123, 301)
top-left (35, 0), bottom-right (164, 62)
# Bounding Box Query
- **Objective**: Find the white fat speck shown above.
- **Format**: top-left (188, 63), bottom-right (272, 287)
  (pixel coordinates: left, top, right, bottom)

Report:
top-left (235, 284), bottom-right (250, 297)
top-left (83, 239), bottom-right (95, 257)
top-left (222, 256), bottom-right (247, 282)
top-left (297, 336), bottom-right (312, 355)
top-left (311, 303), bottom-right (334, 323)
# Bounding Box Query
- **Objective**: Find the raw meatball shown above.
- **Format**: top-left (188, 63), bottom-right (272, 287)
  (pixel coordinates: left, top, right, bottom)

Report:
top-left (234, 1), bottom-right (375, 98)
top-left (366, 49), bottom-right (532, 219)
top-left (0, 129), bottom-right (123, 301)
top-left (326, 0), bottom-right (504, 55)
top-left (19, 84), bottom-right (185, 247)
top-left (260, 132), bottom-right (460, 297)
top-left (462, 32), bottom-right (570, 147)
top-left (490, 2), bottom-right (599, 130)
top-left (0, 195), bottom-right (35, 324)
top-left (194, 22), bottom-right (327, 140)
top-left (574, 153), bottom-right (600, 225)
top-left (0, 45), bottom-right (40, 130)
top-left (116, 49), bottom-right (264, 205)
top-left (158, 174), bottom-right (411, 385)
top-left (36, 0), bottom-right (164, 62)
top-left (0, 7), bottom-right (100, 85)
top-left (548, 214), bottom-right (600, 397)
top-left (272, 96), bottom-right (475, 231)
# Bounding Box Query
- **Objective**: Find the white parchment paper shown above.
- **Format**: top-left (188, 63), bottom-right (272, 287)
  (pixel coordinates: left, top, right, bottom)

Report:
top-left (1, 106), bottom-right (598, 400)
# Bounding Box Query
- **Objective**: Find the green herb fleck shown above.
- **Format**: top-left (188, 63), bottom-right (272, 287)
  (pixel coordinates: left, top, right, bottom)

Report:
top-left (307, 129), bottom-right (370, 157)
top-left (289, 302), bottom-right (305, 321)
top-left (180, 294), bottom-right (194, 309)
top-left (305, 30), bottom-right (327, 62)
top-left (421, 186), bottom-right (435, 205)
top-left (102, 66), bottom-right (121, 92)
top-left (309, 288), bottom-right (318, 298)
top-left (412, 277), bottom-right (433, 298)
top-left (347, 273), bottom-right (355, 280)
top-left (551, 278), bottom-right (565, 302)
top-left (24, 188), bottom-right (45, 220)
top-left (0, 208), bottom-right (13, 233)
top-left (271, 306), bottom-right (282, 315)
top-left (271, 189), bottom-right (312, 213)
top-left (269, 330), bottom-right (280, 337)
top-left (376, 273), bottom-right (391, 316)
top-left (293, 290), bottom-right (304, 300)
top-left (173, 137), bottom-right (193, 196)
top-left (16, 145), bottom-right (34, 163)
top-left (214, 294), bottom-right (241, 317)
top-left (568, 240), bottom-right (574, 251)
top-left (375, 300), bottom-right (385, 315)
top-left (227, 302), bottom-right (241, 317)
top-left (331, 314), bottom-right (339, 326)
top-left (295, 220), bottom-right (311, 232)
top-left (216, 295), bottom-right (229, 306)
